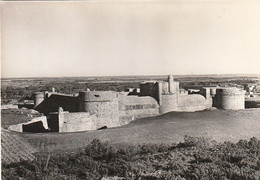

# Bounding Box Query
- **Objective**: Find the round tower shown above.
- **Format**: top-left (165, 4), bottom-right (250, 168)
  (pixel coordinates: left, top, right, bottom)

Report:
top-left (213, 88), bottom-right (245, 110)
top-left (33, 92), bottom-right (45, 107)
top-left (78, 91), bottom-right (119, 128)
top-left (159, 94), bottom-right (178, 114)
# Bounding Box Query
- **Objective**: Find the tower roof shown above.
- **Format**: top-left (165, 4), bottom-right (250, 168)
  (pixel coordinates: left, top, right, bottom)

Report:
top-left (168, 74), bottom-right (174, 81)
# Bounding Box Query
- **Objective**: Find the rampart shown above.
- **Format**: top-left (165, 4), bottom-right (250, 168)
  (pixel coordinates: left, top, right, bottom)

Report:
top-left (119, 95), bottom-right (159, 123)
top-left (24, 74), bottom-right (247, 133)
top-left (177, 94), bottom-right (207, 112)
top-left (34, 93), bottom-right (79, 114)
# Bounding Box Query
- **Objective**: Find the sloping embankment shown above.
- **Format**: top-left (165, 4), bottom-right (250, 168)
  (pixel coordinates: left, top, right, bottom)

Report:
top-left (1, 129), bottom-right (36, 164)
top-left (17, 109), bottom-right (260, 152)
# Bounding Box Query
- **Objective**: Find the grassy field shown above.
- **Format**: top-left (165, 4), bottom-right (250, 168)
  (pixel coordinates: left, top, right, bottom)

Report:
top-left (4, 108), bottom-right (258, 153)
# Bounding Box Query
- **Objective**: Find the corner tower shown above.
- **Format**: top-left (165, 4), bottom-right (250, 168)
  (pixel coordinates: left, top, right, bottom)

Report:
top-left (213, 88), bottom-right (245, 110)
top-left (33, 92), bottom-right (45, 108)
top-left (159, 74), bottom-right (180, 114)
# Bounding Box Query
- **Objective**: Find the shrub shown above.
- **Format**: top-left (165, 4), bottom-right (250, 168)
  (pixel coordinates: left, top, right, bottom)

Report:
top-left (2, 137), bottom-right (260, 180)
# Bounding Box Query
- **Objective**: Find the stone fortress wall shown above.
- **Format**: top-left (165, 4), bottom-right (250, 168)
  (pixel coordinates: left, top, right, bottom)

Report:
top-left (48, 109), bottom-right (98, 133)
top-left (118, 95), bottom-right (159, 123)
top-left (140, 75), bottom-right (210, 114)
top-left (13, 75), bottom-right (246, 133)
top-left (34, 92), bottom-right (79, 114)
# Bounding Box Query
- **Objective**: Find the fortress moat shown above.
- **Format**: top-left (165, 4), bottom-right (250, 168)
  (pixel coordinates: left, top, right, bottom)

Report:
top-left (9, 75), bottom-right (246, 133)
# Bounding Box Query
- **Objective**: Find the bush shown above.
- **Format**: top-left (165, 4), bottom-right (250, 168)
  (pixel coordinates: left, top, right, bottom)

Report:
top-left (85, 139), bottom-right (118, 161)
top-left (2, 137), bottom-right (260, 180)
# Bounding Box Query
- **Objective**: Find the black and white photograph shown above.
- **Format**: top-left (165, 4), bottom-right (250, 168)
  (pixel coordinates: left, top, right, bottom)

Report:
top-left (1, 0), bottom-right (260, 179)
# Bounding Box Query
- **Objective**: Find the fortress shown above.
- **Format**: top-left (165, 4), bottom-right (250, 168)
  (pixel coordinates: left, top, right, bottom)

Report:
top-left (9, 75), bottom-right (246, 133)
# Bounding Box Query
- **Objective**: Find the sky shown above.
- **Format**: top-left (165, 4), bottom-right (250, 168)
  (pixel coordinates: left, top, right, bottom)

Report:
top-left (1, 0), bottom-right (260, 78)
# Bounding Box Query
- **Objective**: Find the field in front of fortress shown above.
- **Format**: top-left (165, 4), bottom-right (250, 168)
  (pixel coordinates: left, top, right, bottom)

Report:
top-left (8, 109), bottom-right (259, 152)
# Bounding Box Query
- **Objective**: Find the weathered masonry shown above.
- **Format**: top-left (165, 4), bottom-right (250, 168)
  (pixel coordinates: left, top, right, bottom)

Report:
top-left (10, 75), bottom-right (245, 133)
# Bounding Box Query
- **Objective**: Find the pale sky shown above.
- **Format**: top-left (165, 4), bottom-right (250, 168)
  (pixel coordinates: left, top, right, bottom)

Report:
top-left (1, 0), bottom-right (260, 78)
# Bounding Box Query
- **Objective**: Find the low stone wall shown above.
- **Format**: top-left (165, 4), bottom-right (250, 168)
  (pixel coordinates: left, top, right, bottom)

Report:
top-left (8, 124), bottom-right (24, 132)
top-left (8, 116), bottom-right (48, 132)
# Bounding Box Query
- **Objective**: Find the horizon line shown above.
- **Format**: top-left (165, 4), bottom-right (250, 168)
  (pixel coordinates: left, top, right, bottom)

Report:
top-left (1, 73), bottom-right (260, 80)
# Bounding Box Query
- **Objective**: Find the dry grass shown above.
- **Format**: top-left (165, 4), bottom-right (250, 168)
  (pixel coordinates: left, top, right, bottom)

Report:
top-left (11, 108), bottom-right (260, 153)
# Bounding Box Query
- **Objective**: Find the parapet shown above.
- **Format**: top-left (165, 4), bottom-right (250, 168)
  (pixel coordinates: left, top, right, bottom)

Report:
top-left (78, 91), bottom-right (118, 102)
top-left (216, 88), bottom-right (245, 96)
top-left (33, 92), bottom-right (45, 98)
top-left (200, 87), bottom-right (218, 99)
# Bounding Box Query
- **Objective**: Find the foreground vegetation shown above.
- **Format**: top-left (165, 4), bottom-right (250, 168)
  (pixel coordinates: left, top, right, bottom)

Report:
top-left (2, 136), bottom-right (260, 180)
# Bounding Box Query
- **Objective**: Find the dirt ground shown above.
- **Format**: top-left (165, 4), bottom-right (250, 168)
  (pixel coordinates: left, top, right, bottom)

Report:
top-left (5, 108), bottom-right (258, 152)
